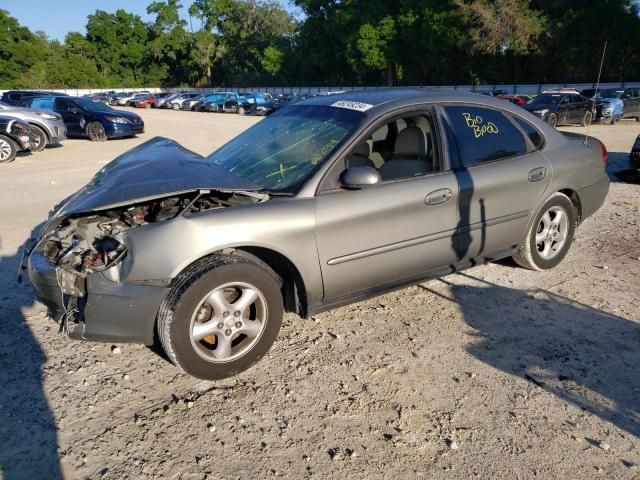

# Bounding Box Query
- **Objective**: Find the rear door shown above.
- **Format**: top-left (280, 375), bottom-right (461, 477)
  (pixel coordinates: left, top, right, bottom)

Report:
top-left (441, 105), bottom-right (552, 259)
top-left (54, 98), bottom-right (84, 135)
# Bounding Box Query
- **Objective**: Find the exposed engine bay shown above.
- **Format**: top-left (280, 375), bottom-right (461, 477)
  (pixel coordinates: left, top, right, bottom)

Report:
top-left (33, 190), bottom-right (267, 328)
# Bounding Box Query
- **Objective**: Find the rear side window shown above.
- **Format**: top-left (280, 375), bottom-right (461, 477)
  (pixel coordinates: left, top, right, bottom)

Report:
top-left (444, 106), bottom-right (528, 167)
top-left (513, 116), bottom-right (543, 150)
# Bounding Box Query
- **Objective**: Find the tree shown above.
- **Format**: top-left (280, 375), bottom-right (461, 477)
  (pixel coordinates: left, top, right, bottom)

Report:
top-left (454, 0), bottom-right (546, 55)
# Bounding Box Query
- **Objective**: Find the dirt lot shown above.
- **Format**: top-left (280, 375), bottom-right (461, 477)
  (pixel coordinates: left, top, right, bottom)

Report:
top-left (0, 108), bottom-right (638, 480)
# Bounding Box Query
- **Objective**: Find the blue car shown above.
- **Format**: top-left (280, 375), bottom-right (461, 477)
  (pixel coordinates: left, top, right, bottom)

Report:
top-left (27, 96), bottom-right (144, 141)
top-left (595, 89), bottom-right (625, 124)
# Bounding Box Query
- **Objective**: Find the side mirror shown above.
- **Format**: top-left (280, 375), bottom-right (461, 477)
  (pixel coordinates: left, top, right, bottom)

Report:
top-left (341, 166), bottom-right (381, 189)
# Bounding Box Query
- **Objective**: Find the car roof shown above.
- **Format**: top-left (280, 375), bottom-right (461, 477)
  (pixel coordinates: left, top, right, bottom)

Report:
top-left (294, 88), bottom-right (529, 116)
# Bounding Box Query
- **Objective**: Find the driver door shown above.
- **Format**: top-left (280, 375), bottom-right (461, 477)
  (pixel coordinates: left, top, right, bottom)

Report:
top-left (315, 111), bottom-right (461, 300)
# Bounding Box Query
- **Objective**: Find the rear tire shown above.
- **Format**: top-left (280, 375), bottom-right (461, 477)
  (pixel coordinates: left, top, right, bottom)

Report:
top-left (0, 135), bottom-right (17, 163)
top-left (158, 254), bottom-right (284, 380)
top-left (513, 193), bottom-right (576, 271)
top-left (29, 125), bottom-right (47, 152)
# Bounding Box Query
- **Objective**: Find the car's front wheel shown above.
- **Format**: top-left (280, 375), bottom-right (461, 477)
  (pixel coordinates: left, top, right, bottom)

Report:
top-left (513, 193), bottom-right (576, 271)
top-left (87, 121), bottom-right (107, 142)
top-left (581, 111), bottom-right (592, 127)
top-left (29, 125), bottom-right (47, 152)
top-left (158, 254), bottom-right (284, 380)
top-left (548, 113), bottom-right (558, 128)
top-left (0, 135), bottom-right (17, 163)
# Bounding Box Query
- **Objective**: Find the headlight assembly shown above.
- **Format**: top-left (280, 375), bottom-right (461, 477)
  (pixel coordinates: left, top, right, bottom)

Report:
top-left (105, 116), bottom-right (130, 124)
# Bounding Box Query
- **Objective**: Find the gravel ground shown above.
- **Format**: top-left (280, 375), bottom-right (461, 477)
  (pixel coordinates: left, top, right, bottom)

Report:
top-left (0, 108), bottom-right (638, 480)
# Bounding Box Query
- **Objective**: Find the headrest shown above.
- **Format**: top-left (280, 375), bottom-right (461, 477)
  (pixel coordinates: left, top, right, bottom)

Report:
top-left (352, 141), bottom-right (371, 158)
top-left (394, 127), bottom-right (426, 158)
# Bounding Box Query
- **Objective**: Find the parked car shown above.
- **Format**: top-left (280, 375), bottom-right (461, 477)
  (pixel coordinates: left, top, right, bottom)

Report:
top-left (108, 92), bottom-right (129, 105)
top-left (0, 101), bottom-right (66, 151)
top-left (182, 95), bottom-right (205, 111)
top-left (116, 92), bottom-right (150, 106)
top-left (134, 95), bottom-right (157, 109)
top-left (167, 93), bottom-right (202, 110)
top-left (253, 94), bottom-right (306, 116)
top-left (222, 93), bottom-right (269, 115)
top-left (496, 95), bottom-right (529, 106)
top-left (27, 96), bottom-right (144, 141)
top-left (155, 92), bottom-right (183, 109)
top-left (123, 93), bottom-right (150, 107)
top-left (25, 89), bottom-right (610, 380)
top-left (631, 134), bottom-right (640, 169)
top-left (523, 93), bottom-right (594, 127)
top-left (0, 90), bottom-right (67, 107)
top-left (593, 89), bottom-right (625, 124)
top-left (203, 93), bottom-right (235, 112)
top-left (0, 116), bottom-right (35, 163)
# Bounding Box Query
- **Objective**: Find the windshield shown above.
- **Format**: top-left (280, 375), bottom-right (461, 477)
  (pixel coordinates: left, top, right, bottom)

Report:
top-left (527, 94), bottom-right (561, 106)
top-left (75, 97), bottom-right (114, 112)
top-left (599, 89), bottom-right (623, 99)
top-left (207, 105), bottom-right (363, 192)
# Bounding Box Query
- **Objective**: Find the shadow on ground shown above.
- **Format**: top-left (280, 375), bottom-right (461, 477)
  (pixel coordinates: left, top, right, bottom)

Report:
top-left (432, 273), bottom-right (640, 438)
top-left (0, 225), bottom-right (62, 479)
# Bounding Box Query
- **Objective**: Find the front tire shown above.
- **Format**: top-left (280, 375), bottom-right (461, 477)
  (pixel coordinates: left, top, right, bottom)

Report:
top-left (172, 103), bottom-right (180, 110)
top-left (158, 254), bottom-right (284, 380)
top-left (513, 193), bottom-right (576, 271)
top-left (0, 135), bottom-right (17, 163)
top-left (581, 111), bottom-right (592, 127)
top-left (29, 125), bottom-right (47, 152)
top-left (548, 113), bottom-right (558, 128)
top-left (87, 121), bottom-right (107, 142)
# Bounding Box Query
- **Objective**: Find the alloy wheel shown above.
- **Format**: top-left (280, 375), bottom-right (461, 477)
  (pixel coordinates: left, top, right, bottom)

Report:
top-left (535, 206), bottom-right (569, 260)
top-left (0, 138), bottom-right (12, 161)
top-left (189, 282), bottom-right (267, 363)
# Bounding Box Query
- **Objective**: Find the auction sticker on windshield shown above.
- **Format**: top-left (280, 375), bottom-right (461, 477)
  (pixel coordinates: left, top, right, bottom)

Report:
top-left (331, 100), bottom-right (374, 112)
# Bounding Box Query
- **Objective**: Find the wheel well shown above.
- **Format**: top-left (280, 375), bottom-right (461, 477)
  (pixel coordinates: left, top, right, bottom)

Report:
top-left (558, 188), bottom-right (582, 224)
top-left (228, 247), bottom-right (308, 318)
top-left (28, 123), bottom-right (49, 141)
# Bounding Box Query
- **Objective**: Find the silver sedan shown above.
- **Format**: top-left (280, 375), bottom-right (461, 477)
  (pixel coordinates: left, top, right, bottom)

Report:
top-left (26, 89), bottom-right (609, 380)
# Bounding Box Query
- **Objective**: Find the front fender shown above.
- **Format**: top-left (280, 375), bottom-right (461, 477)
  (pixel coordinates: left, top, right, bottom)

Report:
top-left (117, 198), bottom-right (323, 306)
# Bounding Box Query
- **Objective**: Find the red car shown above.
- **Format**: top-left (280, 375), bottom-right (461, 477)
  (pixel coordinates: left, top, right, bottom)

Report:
top-left (497, 95), bottom-right (528, 106)
top-left (134, 96), bottom-right (156, 109)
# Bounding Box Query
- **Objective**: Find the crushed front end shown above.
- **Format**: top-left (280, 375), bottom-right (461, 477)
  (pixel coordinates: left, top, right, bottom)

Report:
top-left (25, 190), bottom-right (265, 345)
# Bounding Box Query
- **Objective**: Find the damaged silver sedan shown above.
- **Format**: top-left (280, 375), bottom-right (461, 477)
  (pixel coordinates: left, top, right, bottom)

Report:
top-left (26, 90), bottom-right (609, 379)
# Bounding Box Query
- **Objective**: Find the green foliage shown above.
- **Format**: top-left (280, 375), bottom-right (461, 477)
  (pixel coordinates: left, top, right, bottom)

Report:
top-left (1, 1), bottom-right (640, 89)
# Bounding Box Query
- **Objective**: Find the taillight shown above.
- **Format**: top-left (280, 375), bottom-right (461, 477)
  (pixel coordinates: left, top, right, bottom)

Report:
top-left (600, 141), bottom-right (608, 165)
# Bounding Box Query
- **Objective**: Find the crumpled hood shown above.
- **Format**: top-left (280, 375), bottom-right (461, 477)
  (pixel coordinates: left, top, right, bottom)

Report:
top-left (52, 136), bottom-right (259, 217)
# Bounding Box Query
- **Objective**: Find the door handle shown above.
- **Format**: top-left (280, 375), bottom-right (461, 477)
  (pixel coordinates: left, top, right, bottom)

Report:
top-left (425, 188), bottom-right (452, 206)
top-left (528, 167), bottom-right (547, 182)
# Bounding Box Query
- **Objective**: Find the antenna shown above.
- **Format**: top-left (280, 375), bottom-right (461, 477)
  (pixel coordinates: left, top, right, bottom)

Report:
top-left (585, 41), bottom-right (607, 145)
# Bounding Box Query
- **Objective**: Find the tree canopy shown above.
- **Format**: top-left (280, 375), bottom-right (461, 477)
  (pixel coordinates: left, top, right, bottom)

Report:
top-left (1, 0), bottom-right (639, 89)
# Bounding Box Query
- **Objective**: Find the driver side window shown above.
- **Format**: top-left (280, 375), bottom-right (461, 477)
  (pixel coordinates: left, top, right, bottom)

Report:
top-left (344, 113), bottom-right (440, 182)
